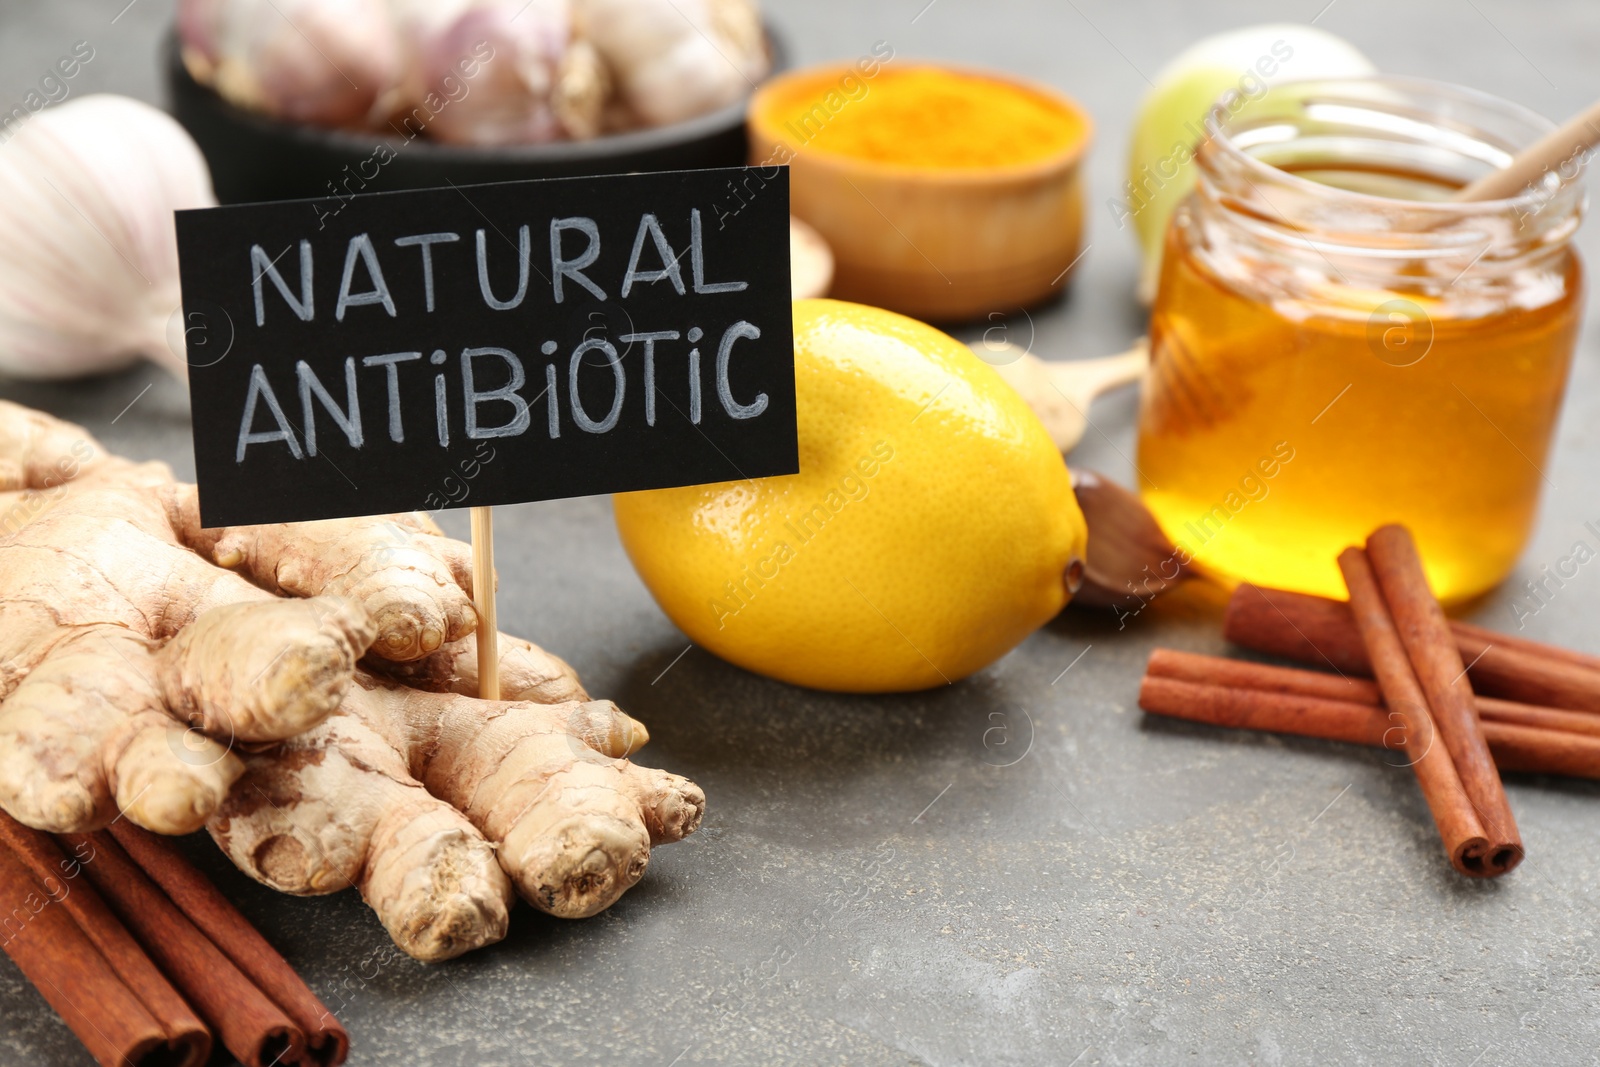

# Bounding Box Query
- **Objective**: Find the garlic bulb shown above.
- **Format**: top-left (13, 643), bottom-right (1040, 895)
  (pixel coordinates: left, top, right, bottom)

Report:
top-left (178, 0), bottom-right (399, 127)
top-left (383, 0), bottom-right (585, 145)
top-left (575, 0), bottom-right (767, 128)
top-left (0, 95), bottom-right (215, 380)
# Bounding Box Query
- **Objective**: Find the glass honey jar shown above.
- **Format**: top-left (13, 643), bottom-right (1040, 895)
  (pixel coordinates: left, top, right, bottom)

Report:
top-left (1137, 77), bottom-right (1585, 603)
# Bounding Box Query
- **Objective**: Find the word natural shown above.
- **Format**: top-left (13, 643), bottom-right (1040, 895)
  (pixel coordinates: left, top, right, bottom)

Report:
top-left (709, 439), bottom-right (895, 629)
top-left (0, 40), bottom-right (96, 145)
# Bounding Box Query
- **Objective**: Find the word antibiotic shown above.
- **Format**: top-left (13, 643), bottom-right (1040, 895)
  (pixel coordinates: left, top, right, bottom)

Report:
top-left (235, 324), bottom-right (767, 462)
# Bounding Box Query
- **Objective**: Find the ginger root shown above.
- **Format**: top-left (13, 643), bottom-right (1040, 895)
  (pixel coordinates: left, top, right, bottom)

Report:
top-left (0, 399), bottom-right (702, 961)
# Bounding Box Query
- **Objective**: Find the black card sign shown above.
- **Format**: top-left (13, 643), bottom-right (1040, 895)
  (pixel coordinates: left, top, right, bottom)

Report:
top-left (176, 167), bottom-right (796, 527)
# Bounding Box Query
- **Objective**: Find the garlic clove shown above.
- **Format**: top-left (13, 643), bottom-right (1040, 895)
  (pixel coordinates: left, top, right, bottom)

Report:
top-left (552, 38), bottom-right (609, 140)
top-left (179, 0), bottom-right (399, 128)
top-left (385, 0), bottom-right (572, 146)
top-left (0, 95), bottom-right (215, 381)
top-left (574, 0), bottom-right (768, 128)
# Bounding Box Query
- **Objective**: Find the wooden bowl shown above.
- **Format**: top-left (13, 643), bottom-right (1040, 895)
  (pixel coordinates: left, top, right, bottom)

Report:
top-left (747, 63), bottom-right (1091, 322)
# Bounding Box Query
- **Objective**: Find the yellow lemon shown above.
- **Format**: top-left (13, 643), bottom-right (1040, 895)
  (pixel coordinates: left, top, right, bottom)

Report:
top-left (613, 299), bottom-right (1086, 692)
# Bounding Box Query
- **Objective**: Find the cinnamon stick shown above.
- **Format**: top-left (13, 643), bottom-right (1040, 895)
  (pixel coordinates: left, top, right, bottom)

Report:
top-left (0, 841), bottom-right (173, 1067)
top-left (108, 823), bottom-right (349, 1067)
top-left (1225, 583), bottom-right (1600, 712)
top-left (1148, 648), bottom-right (1380, 704)
top-left (1363, 526), bottom-right (1521, 874)
top-left (1477, 697), bottom-right (1600, 737)
top-left (0, 813), bottom-right (210, 1067)
top-left (1451, 616), bottom-right (1600, 673)
top-left (1148, 649), bottom-right (1600, 738)
top-left (1447, 624), bottom-right (1600, 713)
top-left (1140, 674), bottom-right (1392, 746)
top-left (1481, 720), bottom-right (1600, 778)
top-left (1138, 674), bottom-right (1600, 779)
top-left (60, 830), bottom-right (304, 1067)
top-left (1223, 584), bottom-right (1372, 674)
top-left (1337, 548), bottom-right (1494, 876)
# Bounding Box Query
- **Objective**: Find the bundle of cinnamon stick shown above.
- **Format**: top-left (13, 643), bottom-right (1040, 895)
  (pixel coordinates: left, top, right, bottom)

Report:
top-left (1140, 524), bottom-right (1600, 879)
top-left (0, 812), bottom-right (347, 1067)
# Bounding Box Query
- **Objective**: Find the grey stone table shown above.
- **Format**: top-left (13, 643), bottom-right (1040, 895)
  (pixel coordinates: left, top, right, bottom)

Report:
top-left (3, 1), bottom-right (1600, 1063)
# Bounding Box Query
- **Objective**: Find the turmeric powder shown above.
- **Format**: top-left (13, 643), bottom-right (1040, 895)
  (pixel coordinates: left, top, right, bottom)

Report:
top-left (761, 66), bottom-right (1085, 170)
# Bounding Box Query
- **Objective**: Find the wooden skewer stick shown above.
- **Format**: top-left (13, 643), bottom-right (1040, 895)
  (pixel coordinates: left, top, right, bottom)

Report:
top-left (470, 506), bottom-right (499, 701)
top-left (1456, 98), bottom-right (1600, 201)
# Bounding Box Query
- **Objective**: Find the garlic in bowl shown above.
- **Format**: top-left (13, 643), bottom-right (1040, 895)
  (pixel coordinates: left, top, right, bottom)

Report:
top-left (747, 62), bottom-right (1092, 322)
top-left (167, 0), bottom-right (784, 203)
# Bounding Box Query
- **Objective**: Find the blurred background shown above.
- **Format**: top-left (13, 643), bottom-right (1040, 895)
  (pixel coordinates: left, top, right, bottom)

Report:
top-left (3, 2), bottom-right (1600, 1064)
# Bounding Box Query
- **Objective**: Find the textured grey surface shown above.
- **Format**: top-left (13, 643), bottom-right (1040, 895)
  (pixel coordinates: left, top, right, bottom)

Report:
top-left (3, 1), bottom-right (1600, 1064)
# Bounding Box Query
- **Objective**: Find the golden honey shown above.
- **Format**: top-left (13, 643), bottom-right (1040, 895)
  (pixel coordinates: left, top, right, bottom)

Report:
top-left (1136, 78), bottom-right (1585, 603)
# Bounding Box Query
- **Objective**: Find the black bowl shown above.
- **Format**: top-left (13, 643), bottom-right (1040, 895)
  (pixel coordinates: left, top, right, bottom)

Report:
top-left (165, 27), bottom-right (786, 204)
